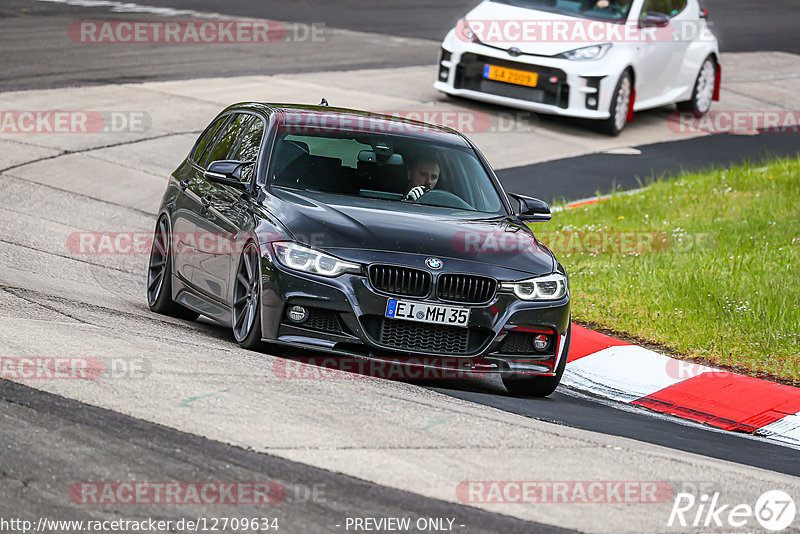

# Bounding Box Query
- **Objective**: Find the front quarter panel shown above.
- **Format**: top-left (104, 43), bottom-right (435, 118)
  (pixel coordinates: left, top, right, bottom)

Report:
top-left (251, 210), bottom-right (296, 339)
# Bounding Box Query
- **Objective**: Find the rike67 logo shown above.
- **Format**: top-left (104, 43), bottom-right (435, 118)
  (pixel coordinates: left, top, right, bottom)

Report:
top-left (669, 490), bottom-right (796, 531)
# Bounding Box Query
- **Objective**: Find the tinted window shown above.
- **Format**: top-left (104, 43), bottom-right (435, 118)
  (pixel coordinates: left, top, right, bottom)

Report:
top-left (204, 113), bottom-right (251, 167)
top-left (231, 116), bottom-right (265, 162)
top-left (230, 116), bottom-right (265, 183)
top-left (641, 0), bottom-right (686, 17)
top-left (191, 116), bottom-right (226, 164)
top-left (299, 136), bottom-right (372, 168)
top-left (670, 0), bottom-right (688, 16)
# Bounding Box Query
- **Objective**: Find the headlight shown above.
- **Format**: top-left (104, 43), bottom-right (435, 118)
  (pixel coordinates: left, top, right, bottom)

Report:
top-left (500, 273), bottom-right (568, 301)
top-left (458, 18), bottom-right (481, 43)
top-left (272, 242), bottom-right (361, 277)
top-left (558, 43), bottom-right (612, 61)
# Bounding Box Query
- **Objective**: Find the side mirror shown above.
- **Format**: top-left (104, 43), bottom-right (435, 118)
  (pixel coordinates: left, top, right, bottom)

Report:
top-left (204, 160), bottom-right (254, 190)
top-left (639, 12), bottom-right (670, 28)
top-left (508, 193), bottom-right (551, 222)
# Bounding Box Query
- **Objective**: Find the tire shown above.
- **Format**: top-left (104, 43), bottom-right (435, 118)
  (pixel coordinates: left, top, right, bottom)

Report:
top-left (501, 324), bottom-right (571, 397)
top-left (146, 215), bottom-right (200, 321)
top-left (599, 70), bottom-right (633, 136)
top-left (677, 56), bottom-right (716, 117)
top-left (231, 241), bottom-right (264, 350)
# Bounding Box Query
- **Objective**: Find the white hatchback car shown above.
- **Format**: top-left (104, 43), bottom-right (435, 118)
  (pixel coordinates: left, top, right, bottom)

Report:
top-left (434, 0), bottom-right (720, 134)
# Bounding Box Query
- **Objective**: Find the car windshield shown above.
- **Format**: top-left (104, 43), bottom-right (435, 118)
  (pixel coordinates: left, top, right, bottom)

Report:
top-left (492, 0), bottom-right (633, 21)
top-left (266, 130), bottom-right (508, 216)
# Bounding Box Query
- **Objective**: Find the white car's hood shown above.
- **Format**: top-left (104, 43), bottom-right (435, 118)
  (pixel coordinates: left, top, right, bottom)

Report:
top-left (463, 0), bottom-right (620, 56)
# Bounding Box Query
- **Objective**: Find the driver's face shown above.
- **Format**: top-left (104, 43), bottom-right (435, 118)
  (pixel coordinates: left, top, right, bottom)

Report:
top-left (407, 159), bottom-right (440, 190)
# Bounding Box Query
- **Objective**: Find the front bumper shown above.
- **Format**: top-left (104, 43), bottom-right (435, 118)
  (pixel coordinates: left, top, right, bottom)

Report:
top-left (259, 260), bottom-right (571, 376)
top-left (435, 41), bottom-right (619, 120)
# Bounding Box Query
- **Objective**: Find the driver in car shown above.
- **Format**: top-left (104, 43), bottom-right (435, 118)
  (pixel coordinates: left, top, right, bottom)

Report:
top-left (404, 155), bottom-right (440, 201)
top-left (591, 0), bottom-right (632, 16)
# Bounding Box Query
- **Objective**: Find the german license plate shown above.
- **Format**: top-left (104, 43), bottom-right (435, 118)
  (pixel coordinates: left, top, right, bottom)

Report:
top-left (483, 64), bottom-right (539, 87)
top-left (385, 299), bottom-right (470, 328)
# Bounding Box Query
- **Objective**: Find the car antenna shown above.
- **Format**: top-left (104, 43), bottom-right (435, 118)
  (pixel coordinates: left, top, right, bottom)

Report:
top-left (319, 98), bottom-right (329, 106)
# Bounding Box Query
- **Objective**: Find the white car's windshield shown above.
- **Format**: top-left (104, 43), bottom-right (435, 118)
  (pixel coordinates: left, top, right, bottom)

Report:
top-left (492, 0), bottom-right (634, 21)
top-left (267, 131), bottom-right (507, 216)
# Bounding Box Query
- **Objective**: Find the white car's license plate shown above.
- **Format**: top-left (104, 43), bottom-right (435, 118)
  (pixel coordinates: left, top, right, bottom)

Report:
top-left (384, 299), bottom-right (470, 328)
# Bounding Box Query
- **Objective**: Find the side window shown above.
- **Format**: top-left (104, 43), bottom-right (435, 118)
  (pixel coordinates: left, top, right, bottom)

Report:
top-left (196, 115), bottom-right (232, 167)
top-left (641, 0), bottom-right (686, 18)
top-left (231, 116), bottom-right (265, 183)
top-left (669, 0), bottom-right (687, 16)
top-left (203, 113), bottom-right (251, 167)
top-left (231, 116), bottom-right (265, 162)
top-left (191, 116), bottom-right (226, 164)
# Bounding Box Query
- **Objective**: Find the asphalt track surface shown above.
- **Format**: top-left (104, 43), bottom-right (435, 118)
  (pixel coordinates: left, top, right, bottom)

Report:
top-left (498, 130), bottom-right (800, 204)
top-left (425, 381), bottom-right (800, 478)
top-left (60, 0), bottom-right (800, 53)
top-left (1, 0), bottom-right (798, 91)
top-left (0, 379), bottom-right (572, 534)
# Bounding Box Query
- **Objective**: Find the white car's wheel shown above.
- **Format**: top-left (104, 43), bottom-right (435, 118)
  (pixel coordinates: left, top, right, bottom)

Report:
top-left (600, 71), bottom-right (632, 136)
top-left (678, 56), bottom-right (716, 117)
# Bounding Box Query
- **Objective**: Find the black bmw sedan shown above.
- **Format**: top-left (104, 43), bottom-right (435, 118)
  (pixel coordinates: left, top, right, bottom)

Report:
top-left (147, 102), bottom-right (571, 396)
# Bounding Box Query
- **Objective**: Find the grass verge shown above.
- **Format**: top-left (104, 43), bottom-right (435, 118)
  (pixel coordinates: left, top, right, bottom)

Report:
top-left (541, 157), bottom-right (800, 384)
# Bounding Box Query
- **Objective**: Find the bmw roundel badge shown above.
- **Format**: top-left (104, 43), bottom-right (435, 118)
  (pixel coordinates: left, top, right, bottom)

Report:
top-left (425, 257), bottom-right (443, 270)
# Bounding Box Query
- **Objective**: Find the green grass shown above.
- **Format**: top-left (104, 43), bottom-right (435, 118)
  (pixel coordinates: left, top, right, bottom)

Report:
top-left (540, 157), bottom-right (800, 383)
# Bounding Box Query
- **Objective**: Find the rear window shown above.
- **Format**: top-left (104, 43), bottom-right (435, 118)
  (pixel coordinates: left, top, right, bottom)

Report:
top-left (291, 136), bottom-right (372, 168)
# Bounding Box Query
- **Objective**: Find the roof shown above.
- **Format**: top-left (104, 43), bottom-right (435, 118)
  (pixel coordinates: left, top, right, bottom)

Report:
top-left (220, 102), bottom-right (470, 146)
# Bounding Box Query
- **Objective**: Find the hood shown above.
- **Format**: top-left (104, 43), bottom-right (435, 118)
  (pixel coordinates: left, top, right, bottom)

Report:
top-left (463, 0), bottom-right (618, 56)
top-left (267, 188), bottom-right (556, 276)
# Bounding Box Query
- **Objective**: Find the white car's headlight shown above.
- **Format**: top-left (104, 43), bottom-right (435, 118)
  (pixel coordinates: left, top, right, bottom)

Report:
top-left (458, 18), bottom-right (482, 43)
top-left (500, 273), bottom-right (568, 301)
top-left (272, 242), bottom-right (361, 277)
top-left (558, 43), bottom-right (612, 61)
